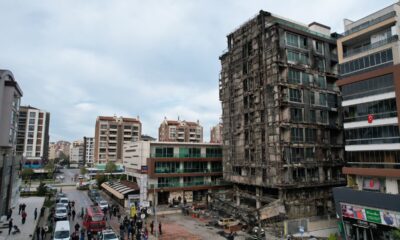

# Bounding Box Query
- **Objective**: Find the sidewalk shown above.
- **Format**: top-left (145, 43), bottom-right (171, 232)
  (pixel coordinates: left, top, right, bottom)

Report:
top-left (0, 196), bottom-right (45, 240)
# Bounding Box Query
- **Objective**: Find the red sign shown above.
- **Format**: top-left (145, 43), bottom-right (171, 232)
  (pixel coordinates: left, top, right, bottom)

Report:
top-left (368, 114), bottom-right (374, 123)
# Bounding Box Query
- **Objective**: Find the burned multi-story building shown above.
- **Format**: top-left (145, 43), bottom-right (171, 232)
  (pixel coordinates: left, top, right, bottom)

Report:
top-left (219, 11), bottom-right (345, 220)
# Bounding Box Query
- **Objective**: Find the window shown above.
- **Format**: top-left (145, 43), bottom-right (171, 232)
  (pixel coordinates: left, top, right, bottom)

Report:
top-left (319, 110), bottom-right (328, 123)
top-left (286, 32), bottom-right (307, 49)
top-left (305, 129), bottom-right (317, 142)
top-left (340, 49), bottom-right (393, 75)
top-left (316, 58), bottom-right (325, 72)
top-left (154, 147), bottom-right (174, 157)
top-left (315, 76), bottom-right (326, 89)
top-left (290, 108), bottom-right (303, 122)
top-left (310, 92), bottom-right (315, 105)
top-left (288, 69), bottom-right (310, 85)
top-left (288, 69), bottom-right (301, 84)
top-left (319, 93), bottom-right (327, 106)
top-left (305, 148), bottom-right (314, 159)
top-left (291, 128), bottom-right (304, 142)
top-left (29, 112), bottom-right (36, 118)
top-left (289, 89), bottom-right (302, 103)
top-left (341, 74), bottom-right (394, 100)
top-left (310, 110), bottom-right (316, 123)
top-left (315, 41), bottom-right (324, 54)
top-left (287, 50), bottom-right (308, 64)
top-left (206, 148), bottom-right (222, 157)
top-left (345, 125), bottom-right (400, 145)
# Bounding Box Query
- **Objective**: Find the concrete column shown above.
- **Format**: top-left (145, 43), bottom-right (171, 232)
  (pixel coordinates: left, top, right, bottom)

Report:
top-left (236, 188), bottom-right (240, 206)
top-left (318, 167), bottom-right (325, 182)
top-left (256, 187), bottom-right (261, 209)
top-left (304, 168), bottom-right (308, 182)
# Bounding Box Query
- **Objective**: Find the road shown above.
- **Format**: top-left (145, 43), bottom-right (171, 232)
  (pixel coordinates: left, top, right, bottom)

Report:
top-left (58, 168), bottom-right (80, 184)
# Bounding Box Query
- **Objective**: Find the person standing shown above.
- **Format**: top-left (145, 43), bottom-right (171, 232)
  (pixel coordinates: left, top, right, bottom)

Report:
top-left (150, 221), bottom-right (154, 235)
top-left (119, 223), bottom-right (125, 240)
top-left (72, 209), bottom-right (76, 221)
top-left (68, 209), bottom-right (72, 221)
top-left (75, 223), bottom-right (80, 232)
top-left (109, 207), bottom-right (112, 219)
top-left (21, 203), bottom-right (26, 212)
top-left (158, 222), bottom-right (162, 235)
top-left (36, 227), bottom-right (40, 240)
top-left (8, 218), bottom-right (13, 235)
top-left (18, 204), bottom-right (22, 215)
top-left (41, 227), bottom-right (46, 240)
top-left (34, 208), bottom-right (38, 220)
top-left (21, 210), bottom-right (27, 224)
top-left (80, 228), bottom-right (85, 240)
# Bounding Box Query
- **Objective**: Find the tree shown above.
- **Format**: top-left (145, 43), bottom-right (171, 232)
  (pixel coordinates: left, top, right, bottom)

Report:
top-left (391, 229), bottom-right (400, 240)
top-left (95, 173), bottom-right (107, 187)
top-left (105, 162), bottom-right (118, 179)
top-left (21, 168), bottom-right (34, 180)
top-left (80, 167), bottom-right (88, 175)
top-left (44, 160), bottom-right (55, 179)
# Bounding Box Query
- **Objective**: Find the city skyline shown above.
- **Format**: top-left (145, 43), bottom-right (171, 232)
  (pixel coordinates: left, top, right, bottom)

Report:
top-left (0, 0), bottom-right (393, 142)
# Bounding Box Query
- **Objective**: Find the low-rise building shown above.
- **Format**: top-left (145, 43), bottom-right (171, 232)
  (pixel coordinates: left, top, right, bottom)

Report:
top-left (123, 141), bottom-right (226, 206)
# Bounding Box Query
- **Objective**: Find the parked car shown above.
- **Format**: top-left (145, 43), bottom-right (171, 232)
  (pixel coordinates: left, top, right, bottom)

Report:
top-left (56, 197), bottom-right (69, 208)
top-left (97, 200), bottom-right (109, 211)
top-left (44, 184), bottom-right (57, 192)
top-left (56, 192), bottom-right (67, 199)
top-left (98, 229), bottom-right (119, 240)
top-left (56, 203), bottom-right (65, 209)
top-left (88, 189), bottom-right (100, 201)
top-left (55, 207), bottom-right (68, 221)
top-left (54, 220), bottom-right (70, 240)
top-left (218, 217), bottom-right (240, 227)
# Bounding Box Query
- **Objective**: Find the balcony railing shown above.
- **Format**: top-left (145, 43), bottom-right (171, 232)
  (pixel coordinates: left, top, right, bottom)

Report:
top-left (343, 35), bottom-right (398, 58)
top-left (342, 11), bottom-right (396, 36)
top-left (347, 162), bottom-right (400, 169)
top-left (154, 168), bottom-right (223, 174)
top-left (150, 153), bottom-right (222, 158)
top-left (346, 136), bottom-right (400, 145)
top-left (149, 180), bottom-right (229, 189)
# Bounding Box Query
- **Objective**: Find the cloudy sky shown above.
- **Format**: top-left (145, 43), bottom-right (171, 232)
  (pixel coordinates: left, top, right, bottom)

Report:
top-left (0, 0), bottom-right (394, 142)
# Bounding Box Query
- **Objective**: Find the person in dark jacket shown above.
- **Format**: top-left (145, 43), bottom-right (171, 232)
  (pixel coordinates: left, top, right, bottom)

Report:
top-left (8, 218), bottom-right (13, 235)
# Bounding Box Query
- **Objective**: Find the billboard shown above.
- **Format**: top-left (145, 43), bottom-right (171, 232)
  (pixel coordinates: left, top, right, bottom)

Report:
top-left (341, 203), bottom-right (400, 228)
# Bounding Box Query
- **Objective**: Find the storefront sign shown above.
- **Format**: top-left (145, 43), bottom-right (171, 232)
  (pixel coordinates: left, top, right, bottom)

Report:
top-left (141, 166), bottom-right (148, 173)
top-left (341, 203), bottom-right (400, 228)
top-left (362, 178), bottom-right (381, 191)
top-left (365, 209), bottom-right (381, 224)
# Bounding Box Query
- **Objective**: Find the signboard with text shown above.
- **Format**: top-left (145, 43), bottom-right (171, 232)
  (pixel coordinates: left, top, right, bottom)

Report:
top-left (341, 203), bottom-right (400, 228)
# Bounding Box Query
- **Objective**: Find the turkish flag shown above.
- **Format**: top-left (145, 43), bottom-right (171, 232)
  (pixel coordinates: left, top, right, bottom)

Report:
top-left (368, 114), bottom-right (374, 123)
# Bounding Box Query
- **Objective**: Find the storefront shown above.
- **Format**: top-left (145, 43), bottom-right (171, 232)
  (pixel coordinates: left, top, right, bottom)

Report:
top-left (341, 203), bottom-right (400, 240)
top-left (101, 180), bottom-right (139, 208)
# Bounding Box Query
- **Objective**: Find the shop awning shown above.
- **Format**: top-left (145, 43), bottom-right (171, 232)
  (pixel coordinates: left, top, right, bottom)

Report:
top-left (101, 181), bottom-right (139, 200)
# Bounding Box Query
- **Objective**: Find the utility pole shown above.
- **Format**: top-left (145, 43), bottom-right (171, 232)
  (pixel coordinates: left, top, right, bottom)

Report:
top-left (153, 184), bottom-right (158, 240)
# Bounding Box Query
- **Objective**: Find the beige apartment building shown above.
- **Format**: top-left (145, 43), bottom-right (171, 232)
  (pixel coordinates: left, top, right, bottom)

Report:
top-left (210, 123), bottom-right (223, 143)
top-left (94, 116), bottom-right (141, 164)
top-left (159, 118), bottom-right (203, 143)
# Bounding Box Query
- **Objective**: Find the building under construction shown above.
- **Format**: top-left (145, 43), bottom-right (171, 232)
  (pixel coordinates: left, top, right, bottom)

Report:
top-left (218, 11), bottom-right (345, 223)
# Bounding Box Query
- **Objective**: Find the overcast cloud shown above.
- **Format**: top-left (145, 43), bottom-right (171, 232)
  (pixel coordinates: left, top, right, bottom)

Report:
top-left (0, 0), bottom-right (394, 142)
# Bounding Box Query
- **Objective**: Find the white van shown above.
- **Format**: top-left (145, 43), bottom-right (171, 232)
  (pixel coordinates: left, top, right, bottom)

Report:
top-left (53, 220), bottom-right (70, 240)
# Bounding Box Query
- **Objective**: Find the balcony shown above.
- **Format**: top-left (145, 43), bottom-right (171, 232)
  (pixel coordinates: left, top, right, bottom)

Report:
top-left (343, 35), bottom-right (398, 58)
top-left (148, 180), bottom-right (230, 189)
top-left (150, 153), bottom-right (222, 159)
top-left (154, 168), bottom-right (223, 174)
top-left (342, 11), bottom-right (396, 36)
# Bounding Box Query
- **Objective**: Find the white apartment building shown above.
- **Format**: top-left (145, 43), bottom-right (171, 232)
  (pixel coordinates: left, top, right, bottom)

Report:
top-left (17, 106), bottom-right (50, 168)
top-left (84, 137), bottom-right (94, 167)
top-left (70, 140), bottom-right (84, 167)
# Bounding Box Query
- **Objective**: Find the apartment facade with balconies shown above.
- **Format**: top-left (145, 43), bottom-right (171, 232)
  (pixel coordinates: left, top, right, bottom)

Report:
top-left (94, 116), bottom-right (141, 164)
top-left (333, 3), bottom-right (400, 239)
top-left (123, 141), bottom-right (226, 206)
top-left (17, 106), bottom-right (50, 168)
top-left (158, 118), bottom-right (203, 143)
